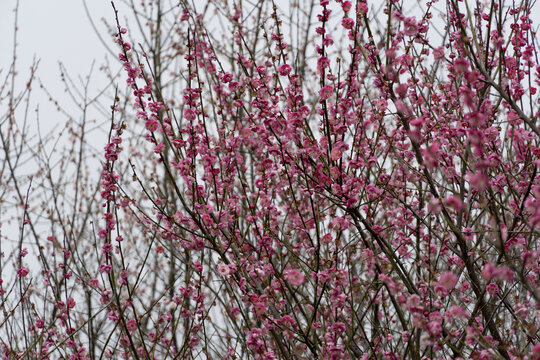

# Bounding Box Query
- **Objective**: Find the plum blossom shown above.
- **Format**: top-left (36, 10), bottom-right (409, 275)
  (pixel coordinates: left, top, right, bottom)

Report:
top-left (438, 272), bottom-right (458, 291)
top-left (218, 264), bottom-right (231, 276)
top-left (278, 64), bottom-right (291, 76)
top-left (319, 85), bottom-right (333, 100)
top-left (341, 17), bottom-right (354, 30)
top-left (17, 267), bottom-right (29, 278)
top-left (284, 269), bottom-right (305, 286)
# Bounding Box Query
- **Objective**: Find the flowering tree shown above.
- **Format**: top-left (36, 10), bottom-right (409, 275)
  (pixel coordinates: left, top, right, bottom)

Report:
top-left (2, 0), bottom-right (540, 359)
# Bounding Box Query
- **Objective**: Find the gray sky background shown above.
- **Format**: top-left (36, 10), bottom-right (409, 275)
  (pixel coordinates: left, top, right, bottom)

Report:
top-left (1, 0), bottom-right (120, 139)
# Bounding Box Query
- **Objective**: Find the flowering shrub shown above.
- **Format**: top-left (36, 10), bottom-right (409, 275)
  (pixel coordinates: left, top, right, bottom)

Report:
top-left (1, 0), bottom-right (540, 359)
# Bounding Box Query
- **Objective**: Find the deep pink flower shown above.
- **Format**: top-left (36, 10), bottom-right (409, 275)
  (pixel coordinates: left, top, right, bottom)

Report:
top-left (145, 117), bottom-right (159, 132)
top-left (319, 85), bottom-right (333, 100)
top-left (317, 57), bottom-right (330, 72)
top-left (35, 318), bottom-right (44, 329)
top-left (67, 297), bottom-right (76, 309)
top-left (486, 283), bottom-right (498, 295)
top-left (99, 264), bottom-right (112, 274)
top-left (341, 17), bottom-right (355, 30)
top-left (278, 64), bottom-right (291, 76)
top-left (221, 72), bottom-right (233, 83)
top-left (17, 267), bottom-right (29, 278)
top-left (184, 108), bottom-right (197, 121)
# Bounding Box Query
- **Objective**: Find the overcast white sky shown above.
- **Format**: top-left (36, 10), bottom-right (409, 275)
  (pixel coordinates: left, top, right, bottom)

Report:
top-left (0, 0), bottom-right (123, 141)
top-left (1, 0), bottom-right (114, 89)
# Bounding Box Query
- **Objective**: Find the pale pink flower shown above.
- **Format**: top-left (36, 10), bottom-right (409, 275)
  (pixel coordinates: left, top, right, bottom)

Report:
top-left (481, 263), bottom-right (495, 281)
top-left (445, 195), bottom-right (463, 212)
top-left (126, 319), bottom-right (137, 333)
top-left (253, 302), bottom-right (266, 316)
top-left (532, 343), bottom-right (540, 359)
top-left (454, 58), bottom-right (470, 73)
top-left (284, 269), bottom-right (305, 286)
top-left (446, 305), bottom-right (469, 320)
top-left (218, 264), bottom-right (231, 276)
top-left (403, 17), bottom-right (418, 36)
top-left (439, 272), bottom-right (458, 291)
top-left (433, 46), bottom-right (445, 60)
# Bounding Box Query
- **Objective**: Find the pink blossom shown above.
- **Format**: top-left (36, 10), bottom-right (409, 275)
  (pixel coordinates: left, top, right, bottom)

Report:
top-left (284, 269), bottom-right (305, 286)
top-left (17, 267), bottom-right (29, 278)
top-left (481, 263), bottom-right (514, 283)
top-left (433, 46), bottom-right (445, 60)
top-left (278, 64), bottom-right (291, 76)
top-left (184, 108), bottom-right (197, 121)
top-left (218, 264), bottom-right (231, 276)
top-left (532, 343), bottom-right (540, 359)
top-left (35, 318), bottom-right (44, 329)
top-left (154, 143), bottom-right (165, 153)
top-left (88, 278), bottom-right (100, 289)
top-left (403, 17), bottom-right (418, 36)
top-left (341, 17), bottom-right (355, 30)
top-left (317, 56), bottom-right (330, 72)
top-left (357, 2), bottom-right (368, 16)
top-left (445, 195), bottom-right (463, 212)
top-left (481, 262), bottom-right (496, 281)
top-left (486, 283), bottom-right (498, 295)
top-left (145, 117), bottom-right (159, 132)
top-left (319, 85), bottom-right (333, 100)
top-left (330, 147), bottom-right (342, 161)
top-left (376, 99), bottom-right (388, 111)
top-left (394, 83), bottom-right (408, 98)
top-left (438, 272), bottom-right (458, 291)
top-left (99, 264), bottom-right (112, 274)
top-left (126, 319), bottom-right (137, 333)
top-left (221, 72), bottom-right (233, 83)
top-left (67, 297), bottom-right (76, 309)
top-left (454, 58), bottom-right (470, 73)
top-left (446, 305), bottom-right (469, 320)
top-left (253, 302), bottom-right (266, 316)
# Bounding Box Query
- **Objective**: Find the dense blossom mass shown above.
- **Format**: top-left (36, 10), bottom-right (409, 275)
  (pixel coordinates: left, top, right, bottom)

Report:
top-left (1, 0), bottom-right (540, 359)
